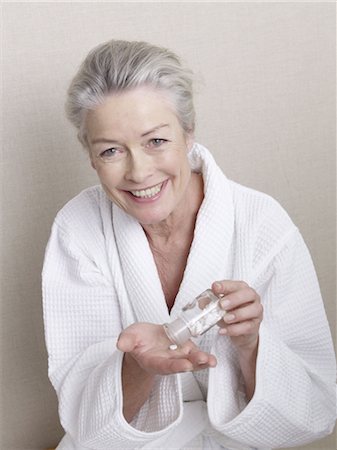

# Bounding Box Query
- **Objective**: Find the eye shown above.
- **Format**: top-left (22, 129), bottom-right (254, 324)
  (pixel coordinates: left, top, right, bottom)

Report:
top-left (99, 147), bottom-right (120, 161)
top-left (148, 138), bottom-right (168, 148)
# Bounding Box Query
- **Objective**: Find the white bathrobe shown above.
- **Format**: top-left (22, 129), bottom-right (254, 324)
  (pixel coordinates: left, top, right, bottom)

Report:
top-left (42, 144), bottom-right (336, 450)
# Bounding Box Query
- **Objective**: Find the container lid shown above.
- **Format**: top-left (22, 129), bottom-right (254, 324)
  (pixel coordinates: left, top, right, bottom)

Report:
top-left (164, 317), bottom-right (191, 346)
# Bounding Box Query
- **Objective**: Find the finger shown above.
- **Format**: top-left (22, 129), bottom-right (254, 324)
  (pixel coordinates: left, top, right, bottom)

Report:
top-left (116, 332), bottom-right (138, 353)
top-left (145, 355), bottom-right (195, 375)
top-left (139, 347), bottom-right (217, 375)
top-left (170, 356), bottom-right (217, 373)
top-left (180, 340), bottom-right (199, 355)
top-left (187, 350), bottom-right (217, 367)
top-left (165, 343), bottom-right (210, 361)
top-left (193, 354), bottom-right (217, 369)
top-left (222, 302), bottom-right (263, 324)
top-left (168, 344), bottom-right (217, 370)
top-left (167, 358), bottom-right (195, 373)
top-left (220, 319), bottom-right (260, 337)
top-left (212, 280), bottom-right (248, 296)
top-left (192, 358), bottom-right (217, 371)
top-left (219, 287), bottom-right (260, 312)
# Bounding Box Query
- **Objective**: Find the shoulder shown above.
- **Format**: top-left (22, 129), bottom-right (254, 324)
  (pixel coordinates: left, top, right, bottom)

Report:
top-left (196, 142), bottom-right (298, 247)
top-left (46, 186), bottom-right (114, 272)
top-left (54, 185), bottom-right (109, 231)
top-left (196, 143), bottom-right (296, 233)
top-left (50, 185), bottom-right (114, 257)
top-left (44, 186), bottom-right (115, 286)
top-left (228, 181), bottom-right (299, 270)
top-left (229, 180), bottom-right (296, 233)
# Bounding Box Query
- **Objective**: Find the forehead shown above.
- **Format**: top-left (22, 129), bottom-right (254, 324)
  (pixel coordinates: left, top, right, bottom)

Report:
top-left (85, 87), bottom-right (180, 140)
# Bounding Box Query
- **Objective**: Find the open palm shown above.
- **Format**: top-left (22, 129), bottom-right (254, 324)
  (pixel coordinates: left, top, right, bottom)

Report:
top-left (117, 322), bottom-right (217, 375)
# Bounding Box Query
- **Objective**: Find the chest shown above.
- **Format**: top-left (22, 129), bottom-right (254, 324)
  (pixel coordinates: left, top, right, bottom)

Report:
top-left (150, 242), bottom-right (191, 311)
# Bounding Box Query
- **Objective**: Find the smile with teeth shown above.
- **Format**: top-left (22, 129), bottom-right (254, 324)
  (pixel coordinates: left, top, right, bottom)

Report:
top-left (130, 182), bottom-right (164, 198)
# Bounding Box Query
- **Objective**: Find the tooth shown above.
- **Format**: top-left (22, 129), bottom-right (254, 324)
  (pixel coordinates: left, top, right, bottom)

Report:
top-left (131, 182), bottom-right (162, 198)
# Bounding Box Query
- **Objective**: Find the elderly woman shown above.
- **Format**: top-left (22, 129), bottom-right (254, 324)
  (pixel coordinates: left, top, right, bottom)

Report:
top-left (42, 40), bottom-right (336, 450)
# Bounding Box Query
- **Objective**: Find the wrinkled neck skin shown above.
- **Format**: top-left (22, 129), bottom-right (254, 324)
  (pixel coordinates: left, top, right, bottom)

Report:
top-left (142, 171), bottom-right (204, 247)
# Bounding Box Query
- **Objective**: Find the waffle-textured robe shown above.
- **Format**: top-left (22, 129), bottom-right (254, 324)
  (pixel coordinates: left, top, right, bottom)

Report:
top-left (42, 143), bottom-right (336, 450)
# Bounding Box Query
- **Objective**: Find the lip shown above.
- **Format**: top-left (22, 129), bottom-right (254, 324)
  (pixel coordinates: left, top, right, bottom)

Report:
top-left (124, 180), bottom-right (168, 203)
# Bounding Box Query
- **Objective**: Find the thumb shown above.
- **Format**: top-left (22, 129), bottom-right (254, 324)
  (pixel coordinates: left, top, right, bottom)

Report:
top-left (116, 332), bottom-right (138, 353)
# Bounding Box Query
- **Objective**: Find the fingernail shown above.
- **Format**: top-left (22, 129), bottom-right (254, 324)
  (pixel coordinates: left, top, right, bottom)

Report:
top-left (221, 299), bottom-right (231, 309)
top-left (198, 359), bottom-right (207, 365)
top-left (219, 328), bottom-right (227, 335)
top-left (224, 314), bottom-right (235, 322)
top-left (214, 282), bottom-right (222, 289)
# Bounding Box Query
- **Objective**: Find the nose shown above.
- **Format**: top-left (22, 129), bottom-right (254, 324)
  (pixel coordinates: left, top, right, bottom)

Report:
top-left (124, 150), bottom-right (154, 184)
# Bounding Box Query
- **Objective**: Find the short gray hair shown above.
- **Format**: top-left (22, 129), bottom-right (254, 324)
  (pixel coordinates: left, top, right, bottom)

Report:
top-left (65, 40), bottom-right (195, 148)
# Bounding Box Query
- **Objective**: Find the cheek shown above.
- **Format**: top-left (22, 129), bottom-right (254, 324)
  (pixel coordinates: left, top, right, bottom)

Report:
top-left (170, 155), bottom-right (191, 189)
top-left (95, 167), bottom-right (120, 188)
top-left (167, 146), bottom-right (190, 170)
top-left (178, 151), bottom-right (191, 176)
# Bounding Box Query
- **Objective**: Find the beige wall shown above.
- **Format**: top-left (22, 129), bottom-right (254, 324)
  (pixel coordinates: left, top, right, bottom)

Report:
top-left (1, 2), bottom-right (335, 449)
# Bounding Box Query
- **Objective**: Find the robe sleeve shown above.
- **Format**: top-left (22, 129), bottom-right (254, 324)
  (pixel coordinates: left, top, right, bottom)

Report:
top-left (206, 228), bottom-right (337, 448)
top-left (42, 218), bottom-right (184, 449)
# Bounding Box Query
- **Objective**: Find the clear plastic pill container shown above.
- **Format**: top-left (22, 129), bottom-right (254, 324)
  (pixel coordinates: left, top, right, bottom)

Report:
top-left (163, 289), bottom-right (226, 346)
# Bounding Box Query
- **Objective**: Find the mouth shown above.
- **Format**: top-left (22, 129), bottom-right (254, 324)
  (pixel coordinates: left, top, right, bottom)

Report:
top-left (128, 181), bottom-right (165, 199)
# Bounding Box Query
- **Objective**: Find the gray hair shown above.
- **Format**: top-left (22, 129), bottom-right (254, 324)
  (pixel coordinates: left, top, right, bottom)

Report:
top-left (65, 40), bottom-right (195, 148)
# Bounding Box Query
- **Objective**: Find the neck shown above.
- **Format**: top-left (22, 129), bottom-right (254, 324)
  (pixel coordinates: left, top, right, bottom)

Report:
top-left (142, 172), bottom-right (204, 245)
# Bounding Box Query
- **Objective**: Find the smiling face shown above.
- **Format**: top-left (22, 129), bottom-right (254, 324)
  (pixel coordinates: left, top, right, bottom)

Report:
top-left (85, 87), bottom-right (194, 225)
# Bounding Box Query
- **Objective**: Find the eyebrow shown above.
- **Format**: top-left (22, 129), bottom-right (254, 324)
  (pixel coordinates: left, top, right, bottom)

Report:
top-left (141, 123), bottom-right (170, 137)
top-left (91, 124), bottom-right (170, 145)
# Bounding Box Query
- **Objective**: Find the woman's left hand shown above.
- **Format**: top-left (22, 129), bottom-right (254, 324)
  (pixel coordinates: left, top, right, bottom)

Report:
top-left (212, 280), bottom-right (263, 353)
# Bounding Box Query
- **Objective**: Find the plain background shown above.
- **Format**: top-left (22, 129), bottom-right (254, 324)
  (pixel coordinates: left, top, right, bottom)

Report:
top-left (1, 2), bottom-right (336, 449)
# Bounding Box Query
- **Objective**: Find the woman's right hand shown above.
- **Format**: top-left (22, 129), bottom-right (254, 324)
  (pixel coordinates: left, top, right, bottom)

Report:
top-left (117, 322), bottom-right (217, 375)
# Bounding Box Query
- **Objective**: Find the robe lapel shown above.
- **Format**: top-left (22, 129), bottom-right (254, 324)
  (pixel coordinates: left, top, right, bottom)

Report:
top-left (170, 144), bottom-right (234, 318)
top-left (112, 203), bottom-right (170, 324)
top-left (112, 144), bottom-right (234, 325)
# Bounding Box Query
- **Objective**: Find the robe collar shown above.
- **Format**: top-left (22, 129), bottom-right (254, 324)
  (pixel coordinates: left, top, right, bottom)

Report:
top-left (112, 143), bottom-right (234, 325)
